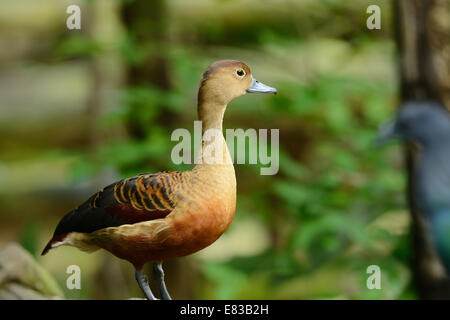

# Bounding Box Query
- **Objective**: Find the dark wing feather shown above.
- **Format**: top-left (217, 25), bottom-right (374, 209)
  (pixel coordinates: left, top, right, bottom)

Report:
top-left (42, 172), bottom-right (179, 255)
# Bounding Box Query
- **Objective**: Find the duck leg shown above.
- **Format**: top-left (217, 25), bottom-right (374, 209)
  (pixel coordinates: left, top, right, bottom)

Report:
top-left (152, 262), bottom-right (172, 300)
top-left (135, 269), bottom-right (157, 300)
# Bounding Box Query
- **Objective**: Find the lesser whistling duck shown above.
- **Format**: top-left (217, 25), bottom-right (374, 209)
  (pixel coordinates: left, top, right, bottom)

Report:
top-left (41, 60), bottom-right (277, 300)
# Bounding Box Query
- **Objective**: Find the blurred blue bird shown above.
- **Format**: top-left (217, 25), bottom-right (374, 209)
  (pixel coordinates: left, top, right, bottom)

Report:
top-left (378, 100), bottom-right (450, 274)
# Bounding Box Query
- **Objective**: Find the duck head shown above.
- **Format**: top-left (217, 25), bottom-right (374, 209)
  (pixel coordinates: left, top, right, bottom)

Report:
top-left (198, 60), bottom-right (277, 107)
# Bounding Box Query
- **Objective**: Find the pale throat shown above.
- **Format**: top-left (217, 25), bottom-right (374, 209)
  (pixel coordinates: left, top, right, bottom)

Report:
top-left (195, 101), bottom-right (233, 167)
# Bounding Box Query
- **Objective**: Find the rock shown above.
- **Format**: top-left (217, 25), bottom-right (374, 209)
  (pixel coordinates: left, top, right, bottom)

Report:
top-left (0, 242), bottom-right (64, 299)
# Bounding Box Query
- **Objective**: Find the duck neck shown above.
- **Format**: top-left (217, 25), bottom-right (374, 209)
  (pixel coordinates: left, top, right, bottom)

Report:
top-left (194, 100), bottom-right (233, 171)
top-left (199, 101), bottom-right (225, 134)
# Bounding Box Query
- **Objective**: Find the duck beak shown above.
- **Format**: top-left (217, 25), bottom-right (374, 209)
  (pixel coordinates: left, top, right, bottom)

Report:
top-left (375, 118), bottom-right (398, 146)
top-left (247, 76), bottom-right (277, 94)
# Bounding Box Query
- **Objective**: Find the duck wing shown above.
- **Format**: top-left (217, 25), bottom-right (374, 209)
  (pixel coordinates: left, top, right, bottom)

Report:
top-left (42, 171), bottom-right (182, 255)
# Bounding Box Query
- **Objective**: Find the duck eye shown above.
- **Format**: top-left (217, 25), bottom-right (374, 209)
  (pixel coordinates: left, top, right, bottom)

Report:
top-left (236, 69), bottom-right (245, 77)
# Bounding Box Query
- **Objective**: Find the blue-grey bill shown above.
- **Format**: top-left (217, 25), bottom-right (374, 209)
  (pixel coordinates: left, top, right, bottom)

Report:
top-left (246, 77), bottom-right (277, 94)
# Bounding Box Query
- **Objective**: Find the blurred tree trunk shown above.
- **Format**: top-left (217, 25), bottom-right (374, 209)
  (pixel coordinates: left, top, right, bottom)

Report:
top-left (395, 0), bottom-right (450, 299)
top-left (121, 0), bottom-right (175, 139)
top-left (84, 0), bottom-right (124, 186)
top-left (84, 0), bottom-right (123, 148)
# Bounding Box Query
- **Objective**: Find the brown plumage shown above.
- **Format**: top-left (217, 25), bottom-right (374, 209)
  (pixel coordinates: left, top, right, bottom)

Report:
top-left (41, 60), bottom-right (276, 299)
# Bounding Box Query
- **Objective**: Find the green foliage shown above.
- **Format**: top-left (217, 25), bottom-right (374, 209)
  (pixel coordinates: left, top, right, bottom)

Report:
top-left (53, 35), bottom-right (102, 60)
top-left (19, 221), bottom-right (40, 257)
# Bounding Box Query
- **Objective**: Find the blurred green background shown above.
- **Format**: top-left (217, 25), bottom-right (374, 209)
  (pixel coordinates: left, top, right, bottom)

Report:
top-left (0, 0), bottom-right (411, 299)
